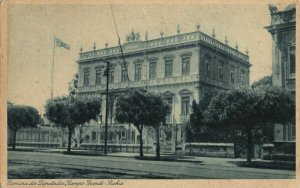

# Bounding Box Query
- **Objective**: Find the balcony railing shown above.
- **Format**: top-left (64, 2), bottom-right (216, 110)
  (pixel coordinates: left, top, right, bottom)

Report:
top-left (78, 31), bottom-right (249, 63)
top-left (78, 74), bottom-right (200, 93)
top-left (199, 75), bottom-right (229, 89)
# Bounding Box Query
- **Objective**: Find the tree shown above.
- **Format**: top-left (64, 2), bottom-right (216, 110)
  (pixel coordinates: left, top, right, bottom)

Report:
top-left (144, 92), bottom-right (169, 158)
top-left (187, 93), bottom-right (213, 142)
top-left (186, 101), bottom-right (202, 142)
top-left (251, 75), bottom-right (272, 89)
top-left (204, 86), bottom-right (294, 162)
top-left (7, 104), bottom-right (41, 150)
top-left (250, 76), bottom-right (273, 144)
top-left (115, 89), bottom-right (169, 158)
top-left (68, 73), bottom-right (78, 97)
top-left (205, 87), bottom-right (260, 162)
top-left (256, 85), bottom-right (295, 125)
top-left (45, 95), bottom-right (101, 152)
top-left (115, 89), bottom-right (148, 156)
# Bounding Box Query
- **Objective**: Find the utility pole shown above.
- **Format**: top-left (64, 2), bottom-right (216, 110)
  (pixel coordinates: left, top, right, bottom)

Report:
top-left (104, 61), bottom-right (110, 155)
top-left (51, 37), bottom-right (56, 99)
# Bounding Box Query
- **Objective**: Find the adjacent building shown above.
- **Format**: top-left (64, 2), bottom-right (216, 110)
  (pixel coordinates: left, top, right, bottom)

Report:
top-left (265, 4), bottom-right (296, 154)
top-left (76, 26), bottom-right (251, 151)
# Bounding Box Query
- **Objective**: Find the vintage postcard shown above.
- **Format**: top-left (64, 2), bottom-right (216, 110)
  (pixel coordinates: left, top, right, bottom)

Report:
top-left (0, 0), bottom-right (299, 187)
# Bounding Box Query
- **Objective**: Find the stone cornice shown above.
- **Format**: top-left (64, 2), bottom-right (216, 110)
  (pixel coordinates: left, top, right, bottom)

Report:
top-left (180, 52), bottom-right (193, 58)
top-left (163, 54), bottom-right (175, 60)
top-left (133, 58), bottom-right (144, 64)
top-left (147, 57), bottom-right (159, 62)
top-left (83, 67), bottom-right (91, 71)
top-left (78, 31), bottom-right (249, 64)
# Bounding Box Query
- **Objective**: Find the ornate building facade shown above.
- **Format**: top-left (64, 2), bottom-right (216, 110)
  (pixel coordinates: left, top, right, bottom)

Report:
top-left (76, 26), bottom-right (251, 151)
top-left (265, 4), bottom-right (296, 154)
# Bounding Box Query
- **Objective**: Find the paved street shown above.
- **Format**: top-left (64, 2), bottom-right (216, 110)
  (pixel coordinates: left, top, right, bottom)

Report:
top-left (8, 151), bottom-right (295, 179)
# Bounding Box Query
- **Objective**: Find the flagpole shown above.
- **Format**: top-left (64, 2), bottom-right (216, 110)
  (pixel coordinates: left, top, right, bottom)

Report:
top-left (51, 36), bottom-right (56, 99)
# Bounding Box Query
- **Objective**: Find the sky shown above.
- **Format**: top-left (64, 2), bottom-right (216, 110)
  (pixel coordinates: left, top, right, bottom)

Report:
top-left (7, 2), bottom-right (292, 113)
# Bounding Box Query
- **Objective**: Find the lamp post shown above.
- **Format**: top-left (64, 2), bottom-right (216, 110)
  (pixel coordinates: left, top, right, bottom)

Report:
top-left (103, 60), bottom-right (110, 155)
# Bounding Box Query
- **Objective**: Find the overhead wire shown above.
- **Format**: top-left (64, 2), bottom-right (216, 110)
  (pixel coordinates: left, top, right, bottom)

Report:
top-left (109, 4), bottom-right (130, 83)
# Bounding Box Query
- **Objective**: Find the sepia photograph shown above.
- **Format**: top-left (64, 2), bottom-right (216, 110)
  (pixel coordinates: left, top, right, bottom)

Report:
top-left (1, 0), bottom-right (298, 187)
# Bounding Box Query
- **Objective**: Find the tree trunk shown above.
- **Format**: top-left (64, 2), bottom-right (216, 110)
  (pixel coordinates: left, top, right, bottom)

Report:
top-left (67, 128), bottom-right (73, 153)
top-left (12, 130), bottom-right (17, 151)
top-left (247, 129), bottom-right (252, 163)
top-left (156, 125), bottom-right (160, 159)
top-left (139, 125), bottom-right (144, 157)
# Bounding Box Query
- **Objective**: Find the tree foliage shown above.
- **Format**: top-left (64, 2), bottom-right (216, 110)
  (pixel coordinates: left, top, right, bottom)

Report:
top-left (7, 103), bottom-right (41, 150)
top-left (145, 92), bottom-right (170, 158)
top-left (186, 101), bottom-right (203, 142)
top-left (251, 75), bottom-right (272, 89)
top-left (115, 89), bottom-right (148, 130)
top-left (204, 86), bottom-right (294, 162)
top-left (45, 95), bottom-right (101, 152)
top-left (68, 73), bottom-right (78, 97)
top-left (186, 93), bottom-right (215, 142)
top-left (256, 86), bottom-right (295, 125)
top-left (115, 89), bottom-right (169, 157)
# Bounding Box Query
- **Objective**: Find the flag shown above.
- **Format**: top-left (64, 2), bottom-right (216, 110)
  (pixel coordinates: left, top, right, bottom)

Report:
top-left (54, 37), bottom-right (70, 50)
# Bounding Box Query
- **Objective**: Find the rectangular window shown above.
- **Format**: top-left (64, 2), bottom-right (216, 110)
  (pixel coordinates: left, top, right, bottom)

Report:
top-left (95, 70), bottom-right (102, 85)
top-left (83, 71), bottom-right (89, 86)
top-left (289, 46), bottom-right (295, 75)
top-left (219, 65), bottom-right (223, 80)
top-left (165, 59), bottom-right (173, 77)
top-left (240, 73), bottom-right (245, 84)
top-left (181, 96), bottom-right (190, 115)
top-left (149, 62), bottom-right (157, 79)
top-left (206, 62), bottom-right (211, 77)
top-left (135, 64), bottom-right (142, 81)
top-left (182, 57), bottom-right (190, 76)
top-left (121, 68), bottom-right (128, 82)
top-left (109, 69), bottom-right (114, 84)
top-left (230, 71), bottom-right (235, 84)
top-left (290, 54), bottom-right (295, 74)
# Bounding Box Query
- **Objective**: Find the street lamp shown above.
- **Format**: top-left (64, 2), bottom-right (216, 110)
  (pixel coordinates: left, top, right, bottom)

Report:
top-left (102, 60), bottom-right (110, 155)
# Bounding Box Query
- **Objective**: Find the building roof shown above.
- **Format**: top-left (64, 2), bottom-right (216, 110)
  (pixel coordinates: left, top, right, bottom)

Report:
top-left (77, 30), bottom-right (249, 64)
top-left (265, 4), bottom-right (296, 32)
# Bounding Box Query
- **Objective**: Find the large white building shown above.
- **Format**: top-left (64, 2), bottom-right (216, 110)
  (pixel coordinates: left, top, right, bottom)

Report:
top-left (265, 4), bottom-right (296, 155)
top-left (76, 26), bottom-right (251, 152)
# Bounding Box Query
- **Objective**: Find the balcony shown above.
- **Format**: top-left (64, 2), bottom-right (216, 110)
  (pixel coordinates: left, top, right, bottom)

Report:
top-left (199, 75), bottom-right (229, 89)
top-left (180, 115), bottom-right (190, 124)
top-left (78, 74), bottom-right (200, 93)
